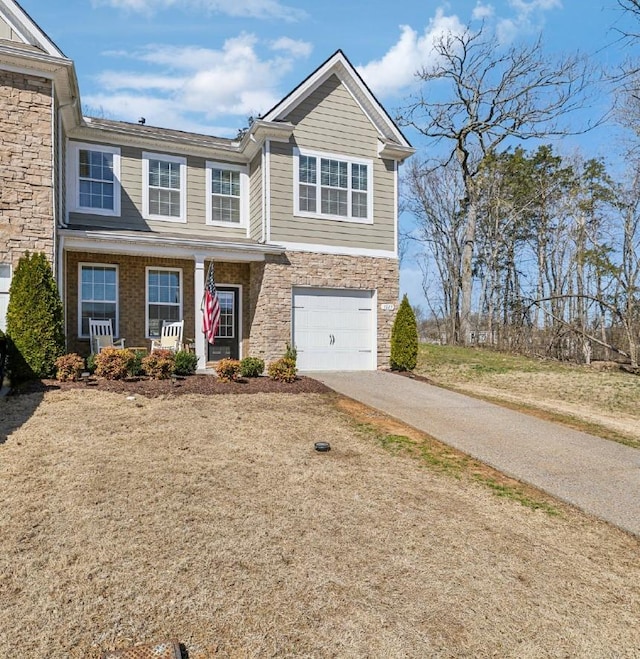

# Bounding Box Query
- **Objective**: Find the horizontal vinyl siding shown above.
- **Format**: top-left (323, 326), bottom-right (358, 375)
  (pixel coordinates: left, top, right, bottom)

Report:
top-left (0, 17), bottom-right (21, 41)
top-left (269, 75), bottom-right (396, 252)
top-left (68, 145), bottom-right (249, 241)
top-left (249, 152), bottom-right (262, 241)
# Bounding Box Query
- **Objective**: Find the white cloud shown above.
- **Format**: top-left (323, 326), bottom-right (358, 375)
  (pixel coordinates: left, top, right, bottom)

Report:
top-left (91, 0), bottom-right (305, 21)
top-left (270, 37), bottom-right (313, 58)
top-left (497, 0), bottom-right (562, 41)
top-left (357, 9), bottom-right (465, 98)
top-left (84, 33), bottom-right (300, 133)
top-left (472, 3), bottom-right (494, 20)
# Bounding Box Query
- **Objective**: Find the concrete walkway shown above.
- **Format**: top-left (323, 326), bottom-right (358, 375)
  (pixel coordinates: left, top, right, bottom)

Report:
top-left (309, 370), bottom-right (640, 537)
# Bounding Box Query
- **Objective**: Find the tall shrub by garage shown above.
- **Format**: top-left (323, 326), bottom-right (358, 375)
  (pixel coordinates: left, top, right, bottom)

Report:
top-left (6, 252), bottom-right (65, 382)
top-left (390, 294), bottom-right (418, 371)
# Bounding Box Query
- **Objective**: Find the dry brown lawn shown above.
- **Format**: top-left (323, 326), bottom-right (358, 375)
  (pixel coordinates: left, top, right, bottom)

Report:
top-left (2, 388), bottom-right (640, 658)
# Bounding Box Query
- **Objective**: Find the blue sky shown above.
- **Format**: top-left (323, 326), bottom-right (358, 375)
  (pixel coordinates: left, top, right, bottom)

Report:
top-left (18, 0), bottom-right (639, 308)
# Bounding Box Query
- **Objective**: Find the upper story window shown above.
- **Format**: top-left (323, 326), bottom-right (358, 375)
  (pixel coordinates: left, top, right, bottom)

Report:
top-left (294, 148), bottom-right (373, 224)
top-left (142, 152), bottom-right (187, 222)
top-left (206, 161), bottom-right (248, 227)
top-left (78, 263), bottom-right (118, 338)
top-left (68, 142), bottom-right (121, 216)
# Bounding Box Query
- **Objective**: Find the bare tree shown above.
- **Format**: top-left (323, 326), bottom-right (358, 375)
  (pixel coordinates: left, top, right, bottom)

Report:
top-left (400, 25), bottom-right (596, 344)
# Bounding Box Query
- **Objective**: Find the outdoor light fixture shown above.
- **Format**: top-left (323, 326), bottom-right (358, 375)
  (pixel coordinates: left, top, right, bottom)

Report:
top-left (314, 441), bottom-right (331, 452)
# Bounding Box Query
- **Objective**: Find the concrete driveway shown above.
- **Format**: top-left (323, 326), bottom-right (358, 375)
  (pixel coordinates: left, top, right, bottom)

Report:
top-left (309, 370), bottom-right (640, 537)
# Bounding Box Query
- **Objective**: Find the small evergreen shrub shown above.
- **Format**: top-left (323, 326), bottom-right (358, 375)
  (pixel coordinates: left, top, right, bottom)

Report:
top-left (6, 252), bottom-right (65, 382)
top-left (86, 353), bottom-right (97, 374)
top-left (55, 353), bottom-right (85, 382)
top-left (128, 349), bottom-right (147, 377)
top-left (173, 350), bottom-right (198, 376)
top-left (267, 357), bottom-right (297, 383)
top-left (240, 356), bottom-right (265, 378)
top-left (142, 349), bottom-right (175, 380)
top-left (94, 348), bottom-right (136, 380)
top-left (390, 294), bottom-right (418, 371)
top-left (215, 358), bottom-right (241, 382)
top-left (284, 341), bottom-right (297, 365)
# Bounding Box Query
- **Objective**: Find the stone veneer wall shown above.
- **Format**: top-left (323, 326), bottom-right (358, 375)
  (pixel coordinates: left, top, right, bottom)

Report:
top-left (0, 71), bottom-right (54, 266)
top-left (248, 251), bottom-right (399, 367)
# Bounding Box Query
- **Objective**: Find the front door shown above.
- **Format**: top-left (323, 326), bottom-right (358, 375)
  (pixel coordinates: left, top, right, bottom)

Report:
top-left (207, 286), bottom-right (240, 362)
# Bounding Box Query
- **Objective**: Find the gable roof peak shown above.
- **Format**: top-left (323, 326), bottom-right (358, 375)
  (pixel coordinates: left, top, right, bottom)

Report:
top-left (0, 0), bottom-right (65, 57)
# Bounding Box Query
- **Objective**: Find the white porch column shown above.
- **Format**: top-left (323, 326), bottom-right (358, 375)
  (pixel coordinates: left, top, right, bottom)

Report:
top-left (194, 254), bottom-right (206, 370)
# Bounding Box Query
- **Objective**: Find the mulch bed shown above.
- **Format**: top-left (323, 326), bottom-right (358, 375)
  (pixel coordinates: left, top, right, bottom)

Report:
top-left (11, 374), bottom-right (331, 398)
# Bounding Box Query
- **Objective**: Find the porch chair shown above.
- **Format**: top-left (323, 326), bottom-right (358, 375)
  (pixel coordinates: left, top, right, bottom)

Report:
top-left (150, 320), bottom-right (184, 353)
top-left (89, 318), bottom-right (125, 354)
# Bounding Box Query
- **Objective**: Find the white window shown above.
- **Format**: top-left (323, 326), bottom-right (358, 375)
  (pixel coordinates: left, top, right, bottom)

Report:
top-left (68, 142), bottom-right (121, 216)
top-left (146, 267), bottom-right (182, 339)
top-left (0, 264), bottom-right (11, 332)
top-left (294, 148), bottom-right (373, 223)
top-left (78, 264), bottom-right (118, 337)
top-left (143, 152), bottom-right (187, 222)
top-left (206, 161), bottom-right (248, 227)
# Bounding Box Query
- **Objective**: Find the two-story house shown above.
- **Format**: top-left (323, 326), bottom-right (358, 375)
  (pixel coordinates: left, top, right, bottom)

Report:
top-left (0, 0), bottom-right (414, 371)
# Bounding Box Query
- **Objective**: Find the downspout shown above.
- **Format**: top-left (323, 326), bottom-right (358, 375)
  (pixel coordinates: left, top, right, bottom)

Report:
top-left (260, 142), bottom-right (266, 243)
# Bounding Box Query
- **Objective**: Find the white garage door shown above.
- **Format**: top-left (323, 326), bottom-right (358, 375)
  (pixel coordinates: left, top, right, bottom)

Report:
top-left (292, 287), bottom-right (376, 371)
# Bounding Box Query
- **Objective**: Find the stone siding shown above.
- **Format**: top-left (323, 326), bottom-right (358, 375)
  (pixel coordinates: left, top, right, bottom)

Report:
top-left (249, 251), bottom-right (399, 367)
top-left (0, 71), bottom-right (54, 267)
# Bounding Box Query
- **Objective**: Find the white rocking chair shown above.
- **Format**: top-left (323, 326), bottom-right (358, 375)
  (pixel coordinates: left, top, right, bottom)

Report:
top-left (89, 318), bottom-right (125, 354)
top-left (150, 320), bottom-right (184, 353)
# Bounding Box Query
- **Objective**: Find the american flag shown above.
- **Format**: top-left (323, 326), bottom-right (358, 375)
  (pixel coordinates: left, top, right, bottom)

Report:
top-left (202, 261), bottom-right (221, 344)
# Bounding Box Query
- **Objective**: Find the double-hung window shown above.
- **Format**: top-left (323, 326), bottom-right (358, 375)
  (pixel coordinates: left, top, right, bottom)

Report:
top-left (294, 148), bottom-right (372, 223)
top-left (68, 142), bottom-right (120, 216)
top-left (206, 161), bottom-right (248, 227)
top-left (78, 264), bottom-right (118, 337)
top-left (143, 152), bottom-right (187, 222)
top-left (146, 268), bottom-right (182, 339)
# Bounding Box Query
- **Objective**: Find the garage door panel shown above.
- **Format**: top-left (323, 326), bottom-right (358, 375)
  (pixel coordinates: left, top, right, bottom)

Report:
top-left (293, 287), bottom-right (375, 371)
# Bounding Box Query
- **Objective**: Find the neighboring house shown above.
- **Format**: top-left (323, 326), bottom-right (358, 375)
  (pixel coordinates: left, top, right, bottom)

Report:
top-left (0, 0), bottom-right (414, 371)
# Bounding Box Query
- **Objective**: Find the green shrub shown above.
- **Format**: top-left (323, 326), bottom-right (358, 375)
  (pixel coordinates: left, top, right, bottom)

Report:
top-left (240, 356), bottom-right (265, 378)
top-left (55, 353), bottom-right (85, 382)
top-left (390, 294), bottom-right (418, 371)
top-left (267, 357), bottom-right (297, 383)
top-left (173, 350), bottom-right (198, 376)
top-left (128, 349), bottom-right (147, 377)
top-left (215, 358), bottom-right (241, 382)
top-left (6, 252), bottom-right (65, 382)
top-left (284, 341), bottom-right (297, 364)
top-left (142, 349), bottom-right (175, 380)
top-left (86, 353), bottom-right (97, 374)
top-left (94, 347), bottom-right (136, 380)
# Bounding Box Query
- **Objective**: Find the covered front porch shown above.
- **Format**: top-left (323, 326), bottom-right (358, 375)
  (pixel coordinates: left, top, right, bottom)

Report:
top-left (58, 228), bottom-right (284, 369)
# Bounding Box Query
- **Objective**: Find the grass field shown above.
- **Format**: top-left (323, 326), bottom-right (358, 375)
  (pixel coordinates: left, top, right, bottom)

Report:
top-left (2, 388), bottom-right (640, 657)
top-left (415, 344), bottom-right (640, 448)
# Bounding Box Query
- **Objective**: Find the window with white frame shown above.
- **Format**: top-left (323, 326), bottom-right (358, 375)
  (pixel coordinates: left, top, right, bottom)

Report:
top-left (78, 264), bottom-right (118, 337)
top-left (0, 264), bottom-right (11, 333)
top-left (206, 161), bottom-right (248, 227)
top-left (146, 268), bottom-right (182, 338)
top-left (68, 142), bottom-right (121, 216)
top-left (143, 152), bottom-right (186, 222)
top-left (294, 148), bottom-right (372, 222)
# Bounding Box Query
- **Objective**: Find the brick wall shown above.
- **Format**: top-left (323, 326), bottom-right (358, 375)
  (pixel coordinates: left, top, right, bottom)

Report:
top-left (249, 251), bottom-right (399, 367)
top-left (0, 71), bottom-right (54, 267)
top-left (65, 251), bottom-right (251, 357)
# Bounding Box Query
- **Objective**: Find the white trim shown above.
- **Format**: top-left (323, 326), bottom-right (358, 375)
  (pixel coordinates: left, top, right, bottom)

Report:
top-left (77, 262), bottom-right (119, 339)
top-left (0, 262), bottom-right (12, 334)
top-left (142, 151), bottom-right (187, 223)
top-left (275, 241), bottom-right (397, 259)
top-left (205, 160), bottom-right (248, 229)
top-left (0, 0), bottom-right (65, 57)
top-left (261, 142), bottom-right (267, 243)
top-left (393, 160), bottom-right (398, 258)
top-left (66, 141), bottom-right (121, 218)
top-left (145, 266), bottom-right (183, 340)
top-left (0, 60), bottom-right (57, 79)
top-left (265, 139), bottom-right (272, 243)
top-left (194, 256), bottom-right (206, 370)
top-left (293, 147), bottom-right (373, 224)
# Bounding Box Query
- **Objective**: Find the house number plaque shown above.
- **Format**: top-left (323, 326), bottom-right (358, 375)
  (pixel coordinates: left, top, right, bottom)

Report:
top-left (381, 303), bottom-right (395, 311)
